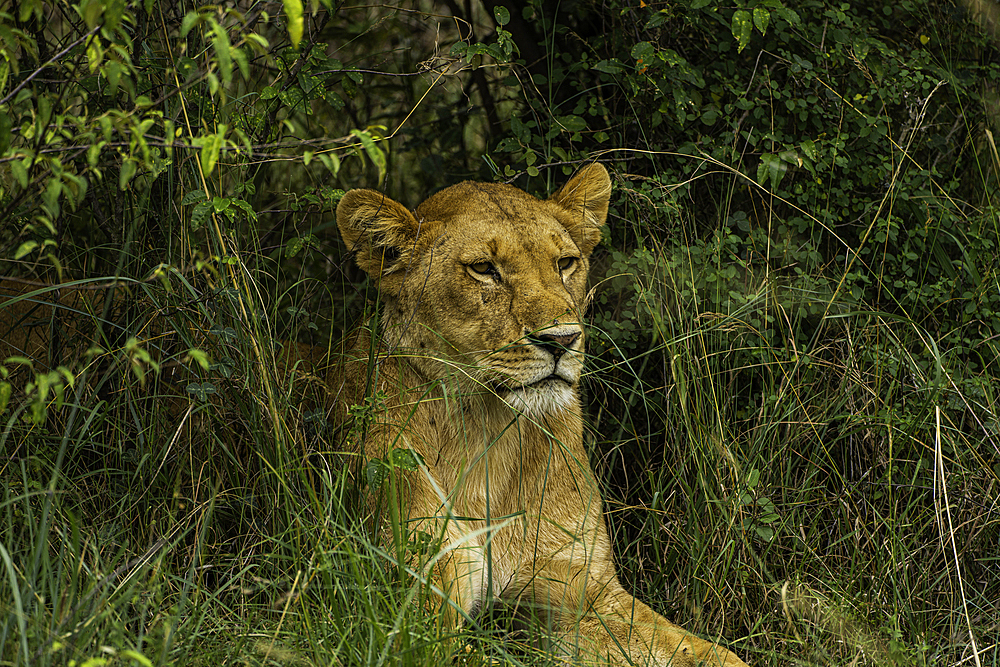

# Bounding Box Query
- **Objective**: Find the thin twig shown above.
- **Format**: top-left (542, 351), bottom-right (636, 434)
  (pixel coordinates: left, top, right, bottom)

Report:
top-left (0, 26), bottom-right (100, 106)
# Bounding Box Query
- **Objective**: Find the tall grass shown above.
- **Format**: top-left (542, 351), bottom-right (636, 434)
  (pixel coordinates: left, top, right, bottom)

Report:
top-left (2, 2), bottom-right (999, 666)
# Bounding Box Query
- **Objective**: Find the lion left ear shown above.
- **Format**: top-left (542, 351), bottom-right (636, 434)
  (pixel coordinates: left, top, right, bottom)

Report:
top-left (548, 163), bottom-right (611, 255)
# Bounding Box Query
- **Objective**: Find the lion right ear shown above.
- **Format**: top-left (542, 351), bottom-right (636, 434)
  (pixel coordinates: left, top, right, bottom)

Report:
top-left (549, 163), bottom-right (611, 255)
top-left (336, 189), bottom-right (422, 291)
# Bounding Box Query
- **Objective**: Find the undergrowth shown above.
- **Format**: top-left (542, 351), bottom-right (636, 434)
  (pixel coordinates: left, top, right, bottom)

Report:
top-left (1, 1), bottom-right (998, 666)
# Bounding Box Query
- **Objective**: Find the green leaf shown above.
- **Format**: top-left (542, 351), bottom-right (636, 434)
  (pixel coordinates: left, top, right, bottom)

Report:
top-left (800, 139), bottom-right (817, 162)
top-left (119, 159), bottom-right (137, 190)
top-left (630, 41), bottom-right (655, 64)
top-left (753, 7), bottom-right (769, 35)
top-left (10, 158), bottom-right (27, 189)
top-left (284, 0), bottom-right (304, 49)
top-left (14, 241), bottom-right (38, 260)
top-left (775, 7), bottom-right (800, 25)
top-left (186, 382), bottom-right (217, 402)
top-left (389, 448), bottom-right (425, 470)
top-left (755, 525), bottom-right (775, 541)
top-left (318, 152), bottom-right (341, 176)
top-left (286, 234), bottom-right (318, 258)
top-left (186, 348), bottom-right (210, 371)
top-left (232, 45), bottom-right (249, 80)
top-left (494, 6), bottom-right (510, 26)
top-left (182, 190), bottom-right (208, 205)
top-left (118, 651), bottom-right (153, 667)
top-left (757, 153), bottom-right (788, 190)
top-left (200, 126), bottom-right (226, 175)
top-left (350, 129), bottom-right (387, 186)
top-left (210, 326), bottom-right (238, 342)
top-left (853, 38), bottom-right (870, 61)
top-left (731, 10), bottom-right (752, 53)
top-left (592, 59), bottom-right (624, 75)
top-left (210, 19), bottom-right (232, 84)
top-left (0, 109), bottom-right (11, 155)
top-left (180, 10), bottom-right (200, 38)
top-left (190, 201), bottom-right (211, 230)
top-left (646, 11), bottom-right (670, 29)
top-left (366, 458), bottom-right (388, 488)
top-left (556, 115), bottom-right (587, 132)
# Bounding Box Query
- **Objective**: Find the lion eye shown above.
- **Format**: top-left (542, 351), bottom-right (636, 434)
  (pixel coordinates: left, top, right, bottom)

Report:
top-left (470, 261), bottom-right (495, 276)
top-left (558, 256), bottom-right (577, 272)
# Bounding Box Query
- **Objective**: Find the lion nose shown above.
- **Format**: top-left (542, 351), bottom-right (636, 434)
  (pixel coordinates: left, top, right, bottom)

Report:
top-left (528, 331), bottom-right (580, 360)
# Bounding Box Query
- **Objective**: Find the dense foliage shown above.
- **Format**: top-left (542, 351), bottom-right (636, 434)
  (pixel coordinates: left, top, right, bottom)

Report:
top-left (1, 1), bottom-right (997, 665)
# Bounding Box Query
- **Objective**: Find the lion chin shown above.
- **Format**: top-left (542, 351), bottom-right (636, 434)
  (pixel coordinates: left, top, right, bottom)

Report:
top-left (497, 377), bottom-right (576, 418)
top-left (331, 163), bottom-right (750, 667)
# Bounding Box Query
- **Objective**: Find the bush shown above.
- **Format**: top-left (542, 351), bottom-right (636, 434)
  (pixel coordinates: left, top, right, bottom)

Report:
top-left (1, 1), bottom-right (998, 665)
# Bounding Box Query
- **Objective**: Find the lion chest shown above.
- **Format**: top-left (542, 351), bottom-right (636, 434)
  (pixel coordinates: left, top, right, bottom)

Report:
top-left (420, 407), bottom-right (598, 572)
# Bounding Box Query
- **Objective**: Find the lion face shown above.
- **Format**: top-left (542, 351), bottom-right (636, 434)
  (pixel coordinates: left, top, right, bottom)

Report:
top-left (336, 164), bottom-right (611, 417)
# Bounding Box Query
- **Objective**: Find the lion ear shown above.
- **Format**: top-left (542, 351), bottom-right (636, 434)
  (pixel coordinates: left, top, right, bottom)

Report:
top-left (548, 163), bottom-right (611, 255)
top-left (336, 189), bottom-right (421, 291)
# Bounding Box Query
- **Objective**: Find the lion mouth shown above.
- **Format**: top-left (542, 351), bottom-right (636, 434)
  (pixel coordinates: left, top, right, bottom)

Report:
top-left (494, 374), bottom-right (570, 395)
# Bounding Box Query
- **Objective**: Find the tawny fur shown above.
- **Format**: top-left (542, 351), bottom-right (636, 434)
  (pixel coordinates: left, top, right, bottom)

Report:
top-left (332, 164), bottom-right (749, 666)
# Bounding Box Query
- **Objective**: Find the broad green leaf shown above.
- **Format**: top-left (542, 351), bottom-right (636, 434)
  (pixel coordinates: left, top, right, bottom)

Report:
top-left (284, 0), bottom-right (304, 49)
top-left (366, 458), bottom-right (388, 488)
top-left (180, 11), bottom-right (200, 38)
top-left (350, 129), bottom-right (386, 186)
top-left (390, 448), bottom-right (425, 470)
top-left (556, 115), bottom-right (587, 132)
top-left (318, 152), bottom-right (341, 176)
top-left (14, 241), bottom-right (38, 260)
top-left (42, 176), bottom-right (61, 217)
top-left (646, 11), bottom-right (670, 29)
top-left (190, 201), bottom-right (211, 230)
top-left (210, 19), bottom-right (232, 84)
top-left (10, 159), bottom-right (27, 189)
top-left (801, 139), bottom-right (817, 161)
top-left (186, 382), bottom-right (217, 402)
top-left (182, 190), bottom-right (208, 205)
top-left (186, 349), bottom-right (210, 371)
top-left (200, 126), bottom-right (226, 175)
top-left (212, 196), bottom-right (231, 213)
top-left (756, 153), bottom-right (788, 190)
top-left (732, 10), bottom-right (752, 53)
top-left (119, 158), bottom-right (137, 190)
top-left (0, 112), bottom-right (11, 154)
top-left (494, 6), bottom-right (510, 26)
top-left (232, 45), bottom-right (249, 80)
top-left (82, 0), bottom-right (103, 29)
top-left (592, 59), bottom-right (624, 75)
top-left (118, 651), bottom-right (153, 667)
top-left (630, 41), bottom-right (655, 65)
top-left (753, 8), bottom-right (769, 35)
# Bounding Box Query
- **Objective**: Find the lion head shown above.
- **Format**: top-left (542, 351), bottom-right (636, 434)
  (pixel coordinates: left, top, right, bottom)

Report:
top-left (335, 163), bottom-right (611, 417)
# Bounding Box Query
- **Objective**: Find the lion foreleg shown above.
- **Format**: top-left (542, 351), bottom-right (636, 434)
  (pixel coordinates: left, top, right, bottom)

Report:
top-left (507, 560), bottom-right (748, 667)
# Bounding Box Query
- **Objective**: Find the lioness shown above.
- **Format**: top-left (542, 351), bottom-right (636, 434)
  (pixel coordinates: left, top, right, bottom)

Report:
top-left (332, 164), bottom-right (749, 666)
